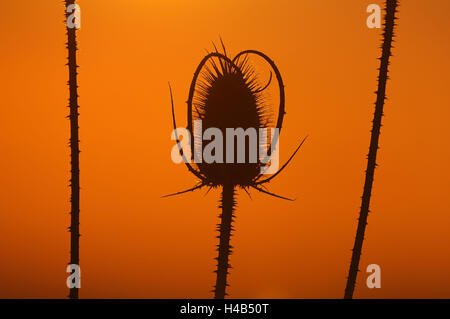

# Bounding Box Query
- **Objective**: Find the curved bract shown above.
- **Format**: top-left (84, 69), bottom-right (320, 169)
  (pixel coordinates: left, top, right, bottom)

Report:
top-left (232, 50), bottom-right (286, 139)
top-left (186, 52), bottom-right (242, 148)
top-left (169, 83), bottom-right (208, 184)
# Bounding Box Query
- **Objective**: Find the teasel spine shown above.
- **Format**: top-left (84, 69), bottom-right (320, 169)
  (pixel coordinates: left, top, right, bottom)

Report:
top-left (344, 0), bottom-right (399, 299)
top-left (65, 0), bottom-right (81, 300)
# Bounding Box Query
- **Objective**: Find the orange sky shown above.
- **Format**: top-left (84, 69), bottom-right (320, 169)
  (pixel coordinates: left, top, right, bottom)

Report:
top-left (1, 0), bottom-right (450, 299)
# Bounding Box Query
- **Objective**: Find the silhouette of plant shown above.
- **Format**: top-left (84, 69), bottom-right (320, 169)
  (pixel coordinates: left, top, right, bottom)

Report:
top-left (344, 0), bottom-right (399, 299)
top-left (64, 0), bottom-right (81, 299)
top-left (166, 41), bottom-right (306, 299)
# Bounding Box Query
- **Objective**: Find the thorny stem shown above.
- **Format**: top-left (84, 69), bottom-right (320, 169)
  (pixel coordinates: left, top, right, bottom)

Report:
top-left (65, 0), bottom-right (80, 300)
top-left (214, 182), bottom-right (236, 299)
top-left (344, 0), bottom-right (398, 299)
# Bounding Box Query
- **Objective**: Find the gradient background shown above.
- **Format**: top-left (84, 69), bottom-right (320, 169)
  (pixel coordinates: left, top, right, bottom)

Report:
top-left (1, 0), bottom-right (449, 298)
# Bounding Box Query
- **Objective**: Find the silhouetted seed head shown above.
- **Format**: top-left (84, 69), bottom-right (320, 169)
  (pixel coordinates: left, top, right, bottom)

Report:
top-left (191, 47), bottom-right (273, 187)
top-left (166, 42), bottom-right (303, 201)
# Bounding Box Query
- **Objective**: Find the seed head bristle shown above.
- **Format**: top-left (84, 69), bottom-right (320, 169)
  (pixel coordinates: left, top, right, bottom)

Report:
top-left (190, 45), bottom-right (274, 186)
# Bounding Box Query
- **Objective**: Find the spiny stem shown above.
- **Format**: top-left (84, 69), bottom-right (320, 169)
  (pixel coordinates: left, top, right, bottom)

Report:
top-left (214, 183), bottom-right (236, 299)
top-left (65, 0), bottom-right (80, 300)
top-left (344, 0), bottom-right (399, 299)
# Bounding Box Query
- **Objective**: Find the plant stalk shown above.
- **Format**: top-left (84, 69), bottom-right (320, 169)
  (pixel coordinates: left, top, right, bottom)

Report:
top-left (65, 0), bottom-right (81, 300)
top-left (344, 0), bottom-right (398, 299)
top-left (214, 182), bottom-right (236, 299)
